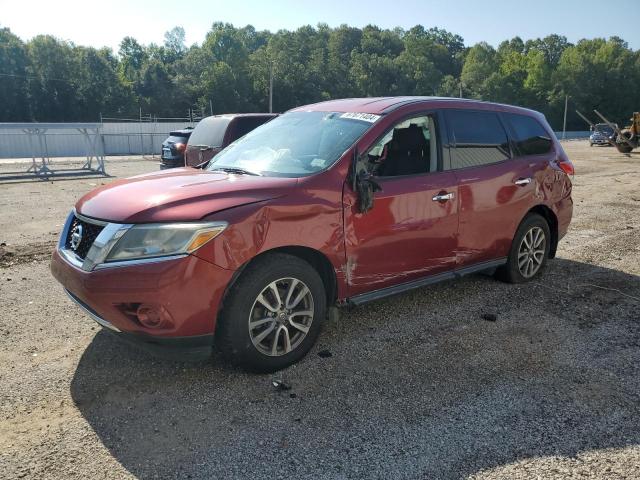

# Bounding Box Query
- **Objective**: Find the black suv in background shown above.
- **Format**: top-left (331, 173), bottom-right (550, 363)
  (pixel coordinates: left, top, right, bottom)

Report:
top-left (185, 114), bottom-right (277, 167)
top-left (160, 128), bottom-right (193, 169)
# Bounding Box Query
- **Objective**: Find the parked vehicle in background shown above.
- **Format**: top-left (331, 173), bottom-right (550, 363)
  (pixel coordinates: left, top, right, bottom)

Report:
top-left (160, 128), bottom-right (193, 169)
top-left (51, 97), bottom-right (573, 372)
top-left (589, 123), bottom-right (616, 147)
top-left (185, 114), bottom-right (277, 167)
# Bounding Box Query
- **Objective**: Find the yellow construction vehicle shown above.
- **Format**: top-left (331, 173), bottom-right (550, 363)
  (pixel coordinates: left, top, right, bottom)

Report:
top-left (615, 112), bottom-right (639, 153)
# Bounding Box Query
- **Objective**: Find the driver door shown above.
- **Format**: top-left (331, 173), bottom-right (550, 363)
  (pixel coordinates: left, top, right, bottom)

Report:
top-left (343, 113), bottom-right (459, 297)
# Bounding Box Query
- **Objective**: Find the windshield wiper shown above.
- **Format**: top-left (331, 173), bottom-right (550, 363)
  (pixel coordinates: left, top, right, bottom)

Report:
top-left (210, 166), bottom-right (261, 176)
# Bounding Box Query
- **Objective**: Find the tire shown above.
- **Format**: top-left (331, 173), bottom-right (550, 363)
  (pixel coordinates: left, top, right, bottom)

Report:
top-left (495, 213), bottom-right (551, 284)
top-left (616, 130), bottom-right (635, 153)
top-left (589, 143), bottom-right (593, 147)
top-left (616, 143), bottom-right (633, 154)
top-left (216, 253), bottom-right (326, 372)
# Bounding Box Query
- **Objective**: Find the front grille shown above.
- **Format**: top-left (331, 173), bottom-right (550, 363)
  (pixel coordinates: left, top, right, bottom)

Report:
top-left (65, 216), bottom-right (104, 259)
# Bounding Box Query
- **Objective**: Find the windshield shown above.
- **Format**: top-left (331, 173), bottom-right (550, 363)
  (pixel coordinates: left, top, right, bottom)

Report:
top-left (188, 116), bottom-right (232, 147)
top-left (594, 124), bottom-right (614, 135)
top-left (206, 111), bottom-right (374, 177)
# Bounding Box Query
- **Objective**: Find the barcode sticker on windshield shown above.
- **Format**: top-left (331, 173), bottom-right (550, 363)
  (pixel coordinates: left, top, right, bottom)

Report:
top-left (339, 112), bottom-right (381, 123)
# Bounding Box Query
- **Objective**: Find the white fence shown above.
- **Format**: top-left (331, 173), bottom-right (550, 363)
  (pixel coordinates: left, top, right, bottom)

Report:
top-left (0, 122), bottom-right (195, 159)
top-left (554, 131), bottom-right (591, 140)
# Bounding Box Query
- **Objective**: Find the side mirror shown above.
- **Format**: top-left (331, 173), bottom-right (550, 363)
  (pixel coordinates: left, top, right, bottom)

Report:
top-left (355, 171), bottom-right (382, 213)
top-left (350, 147), bottom-right (381, 214)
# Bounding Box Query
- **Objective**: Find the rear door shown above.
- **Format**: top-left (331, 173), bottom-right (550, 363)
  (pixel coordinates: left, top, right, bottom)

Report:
top-left (502, 112), bottom-right (557, 192)
top-left (443, 109), bottom-right (533, 267)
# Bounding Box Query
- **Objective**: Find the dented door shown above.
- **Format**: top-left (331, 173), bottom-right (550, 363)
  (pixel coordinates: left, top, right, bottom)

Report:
top-left (343, 172), bottom-right (459, 296)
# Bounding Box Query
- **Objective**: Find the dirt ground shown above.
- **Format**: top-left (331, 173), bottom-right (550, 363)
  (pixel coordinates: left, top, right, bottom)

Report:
top-left (0, 143), bottom-right (639, 479)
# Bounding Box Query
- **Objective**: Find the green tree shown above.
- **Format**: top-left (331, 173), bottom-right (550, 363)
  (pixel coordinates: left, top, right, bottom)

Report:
top-left (0, 27), bottom-right (30, 121)
top-left (326, 24), bottom-right (362, 98)
top-left (460, 42), bottom-right (498, 99)
top-left (553, 37), bottom-right (640, 129)
top-left (74, 47), bottom-right (133, 120)
top-left (525, 34), bottom-right (571, 68)
top-left (118, 36), bottom-right (147, 85)
top-left (164, 26), bottom-right (186, 62)
top-left (26, 35), bottom-right (80, 121)
top-left (1, 22), bottom-right (637, 127)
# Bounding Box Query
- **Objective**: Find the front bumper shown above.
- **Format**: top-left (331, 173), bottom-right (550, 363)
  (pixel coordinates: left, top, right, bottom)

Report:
top-left (66, 289), bottom-right (214, 360)
top-left (160, 158), bottom-right (185, 169)
top-left (51, 249), bottom-right (235, 359)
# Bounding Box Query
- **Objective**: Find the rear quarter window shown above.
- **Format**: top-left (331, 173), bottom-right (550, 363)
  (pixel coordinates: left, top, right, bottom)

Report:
top-left (446, 110), bottom-right (511, 169)
top-left (188, 117), bottom-right (233, 147)
top-left (504, 113), bottom-right (553, 156)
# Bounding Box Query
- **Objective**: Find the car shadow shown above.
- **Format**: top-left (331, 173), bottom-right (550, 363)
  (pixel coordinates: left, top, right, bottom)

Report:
top-left (70, 258), bottom-right (640, 478)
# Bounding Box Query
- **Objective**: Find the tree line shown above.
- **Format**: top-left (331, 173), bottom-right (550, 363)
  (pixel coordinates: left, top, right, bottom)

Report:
top-left (1, 22), bottom-right (639, 130)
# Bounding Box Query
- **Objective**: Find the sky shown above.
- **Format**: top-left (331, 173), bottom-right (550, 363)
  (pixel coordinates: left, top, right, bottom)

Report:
top-left (1, 0), bottom-right (638, 51)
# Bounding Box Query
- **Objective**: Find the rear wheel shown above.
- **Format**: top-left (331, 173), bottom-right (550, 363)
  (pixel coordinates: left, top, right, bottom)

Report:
top-left (216, 253), bottom-right (326, 372)
top-left (616, 143), bottom-right (634, 154)
top-left (616, 130), bottom-right (635, 153)
top-left (496, 213), bottom-right (550, 283)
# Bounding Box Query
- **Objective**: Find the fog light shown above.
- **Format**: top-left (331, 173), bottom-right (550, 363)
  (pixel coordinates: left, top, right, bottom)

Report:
top-left (136, 304), bottom-right (173, 329)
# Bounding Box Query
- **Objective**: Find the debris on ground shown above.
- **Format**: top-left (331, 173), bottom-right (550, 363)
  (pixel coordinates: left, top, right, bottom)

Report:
top-left (271, 379), bottom-right (291, 391)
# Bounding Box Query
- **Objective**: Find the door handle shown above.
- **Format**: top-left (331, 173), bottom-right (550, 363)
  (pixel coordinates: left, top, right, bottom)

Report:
top-left (432, 192), bottom-right (454, 202)
top-left (514, 178), bottom-right (531, 186)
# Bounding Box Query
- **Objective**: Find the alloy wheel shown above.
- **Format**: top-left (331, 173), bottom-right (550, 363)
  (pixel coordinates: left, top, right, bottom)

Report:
top-left (517, 226), bottom-right (546, 278)
top-left (248, 277), bottom-right (314, 356)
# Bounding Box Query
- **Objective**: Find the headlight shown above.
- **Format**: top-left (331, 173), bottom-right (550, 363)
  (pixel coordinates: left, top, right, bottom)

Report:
top-left (105, 222), bottom-right (227, 262)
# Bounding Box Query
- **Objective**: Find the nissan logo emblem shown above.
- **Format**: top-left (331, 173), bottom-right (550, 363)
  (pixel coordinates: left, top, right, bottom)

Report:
top-left (70, 224), bottom-right (84, 251)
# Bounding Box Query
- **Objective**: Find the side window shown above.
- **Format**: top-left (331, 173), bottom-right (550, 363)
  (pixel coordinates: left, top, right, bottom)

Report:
top-left (504, 113), bottom-right (553, 156)
top-left (446, 110), bottom-right (510, 169)
top-left (366, 115), bottom-right (438, 177)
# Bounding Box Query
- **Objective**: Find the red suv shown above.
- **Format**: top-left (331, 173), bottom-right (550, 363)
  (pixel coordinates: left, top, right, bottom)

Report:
top-left (51, 97), bottom-right (574, 371)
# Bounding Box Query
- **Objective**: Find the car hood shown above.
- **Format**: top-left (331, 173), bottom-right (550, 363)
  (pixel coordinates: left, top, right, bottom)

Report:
top-left (76, 168), bottom-right (297, 223)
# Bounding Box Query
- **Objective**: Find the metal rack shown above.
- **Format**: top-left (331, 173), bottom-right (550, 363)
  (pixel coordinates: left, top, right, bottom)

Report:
top-left (0, 123), bottom-right (106, 176)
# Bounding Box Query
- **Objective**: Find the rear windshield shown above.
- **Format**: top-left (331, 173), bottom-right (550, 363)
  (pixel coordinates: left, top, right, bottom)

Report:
top-left (188, 117), bottom-right (233, 147)
top-left (166, 135), bottom-right (188, 144)
top-left (169, 130), bottom-right (191, 138)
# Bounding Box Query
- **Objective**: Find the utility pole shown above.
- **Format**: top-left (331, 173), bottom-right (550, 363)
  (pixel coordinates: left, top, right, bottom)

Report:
top-left (562, 95), bottom-right (568, 140)
top-left (269, 61), bottom-right (274, 113)
top-left (139, 107), bottom-right (144, 156)
top-left (209, 99), bottom-right (213, 116)
top-left (459, 82), bottom-right (463, 99)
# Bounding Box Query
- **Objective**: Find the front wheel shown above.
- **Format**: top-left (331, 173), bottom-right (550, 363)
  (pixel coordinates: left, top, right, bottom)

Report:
top-left (496, 213), bottom-right (551, 283)
top-left (216, 253), bottom-right (326, 372)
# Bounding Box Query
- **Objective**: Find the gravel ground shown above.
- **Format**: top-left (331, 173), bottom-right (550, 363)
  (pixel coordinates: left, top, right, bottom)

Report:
top-left (1, 145), bottom-right (639, 479)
